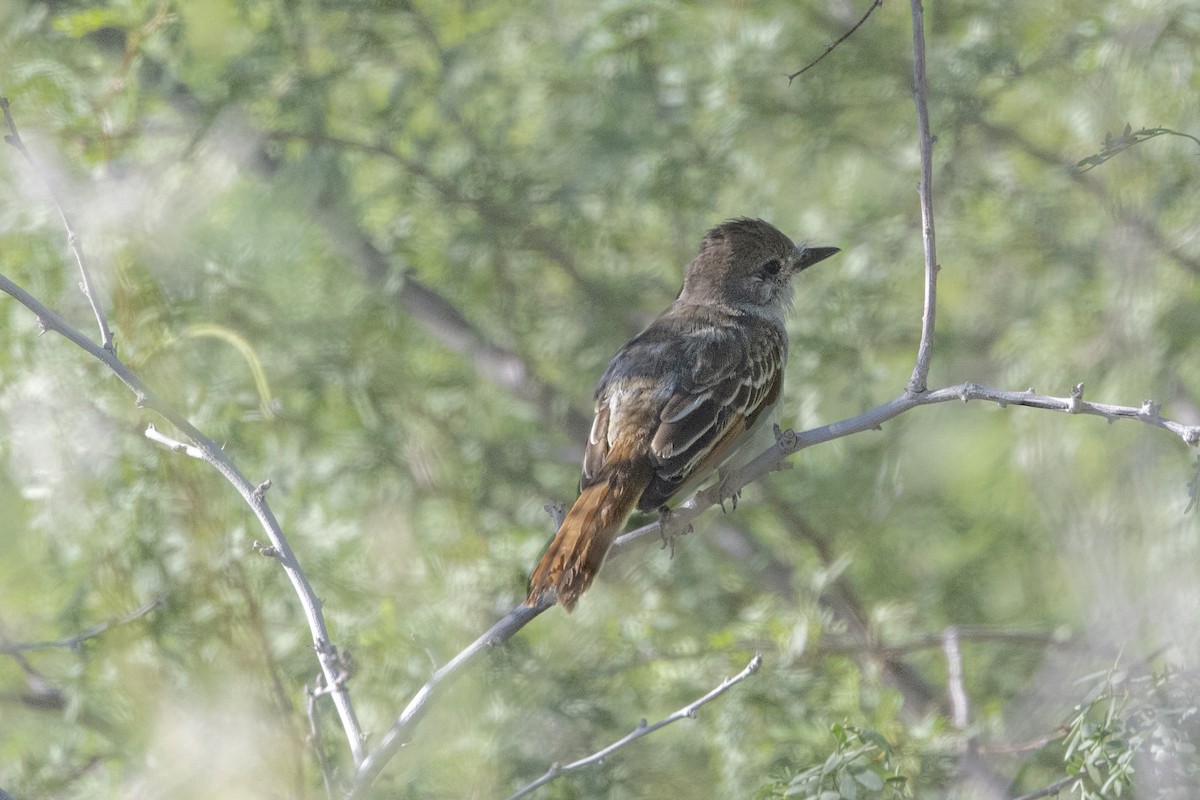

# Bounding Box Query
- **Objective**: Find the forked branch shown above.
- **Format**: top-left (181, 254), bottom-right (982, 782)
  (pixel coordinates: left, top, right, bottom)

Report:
top-left (0, 100), bottom-right (366, 767)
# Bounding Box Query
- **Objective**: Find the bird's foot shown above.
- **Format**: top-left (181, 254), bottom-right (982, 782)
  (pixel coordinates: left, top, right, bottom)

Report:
top-left (773, 423), bottom-right (797, 451)
top-left (714, 470), bottom-right (742, 513)
top-left (657, 505), bottom-right (692, 558)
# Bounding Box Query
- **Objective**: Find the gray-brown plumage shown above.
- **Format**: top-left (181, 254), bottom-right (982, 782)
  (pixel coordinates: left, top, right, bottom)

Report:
top-left (527, 218), bottom-right (838, 611)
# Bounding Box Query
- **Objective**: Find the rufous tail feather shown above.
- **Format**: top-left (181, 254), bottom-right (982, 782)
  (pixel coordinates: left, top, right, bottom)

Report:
top-left (526, 461), bottom-right (651, 611)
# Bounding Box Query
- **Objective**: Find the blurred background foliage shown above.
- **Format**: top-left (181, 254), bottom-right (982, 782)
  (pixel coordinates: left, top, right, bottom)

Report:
top-left (0, 0), bottom-right (1198, 798)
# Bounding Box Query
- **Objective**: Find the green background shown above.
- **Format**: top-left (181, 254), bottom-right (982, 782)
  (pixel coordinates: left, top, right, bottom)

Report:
top-left (1, 1), bottom-right (1198, 798)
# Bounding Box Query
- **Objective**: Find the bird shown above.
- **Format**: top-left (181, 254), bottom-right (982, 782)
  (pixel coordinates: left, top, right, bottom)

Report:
top-left (526, 218), bottom-right (838, 611)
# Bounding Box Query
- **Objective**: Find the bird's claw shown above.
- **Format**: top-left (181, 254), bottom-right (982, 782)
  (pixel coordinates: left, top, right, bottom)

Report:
top-left (715, 471), bottom-right (741, 512)
top-left (657, 505), bottom-right (692, 558)
top-left (773, 423), bottom-right (797, 450)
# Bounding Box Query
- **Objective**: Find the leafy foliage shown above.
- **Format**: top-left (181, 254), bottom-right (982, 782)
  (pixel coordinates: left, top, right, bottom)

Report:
top-left (758, 724), bottom-right (909, 800)
top-left (0, 0), bottom-right (1198, 798)
top-left (1060, 665), bottom-right (1200, 799)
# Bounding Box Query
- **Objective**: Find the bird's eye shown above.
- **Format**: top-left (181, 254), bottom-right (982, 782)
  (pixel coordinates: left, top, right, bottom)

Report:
top-left (762, 258), bottom-right (783, 276)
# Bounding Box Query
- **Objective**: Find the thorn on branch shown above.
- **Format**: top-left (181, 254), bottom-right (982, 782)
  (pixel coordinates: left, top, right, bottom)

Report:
top-left (1066, 383), bottom-right (1085, 413)
top-left (1139, 399), bottom-right (1162, 418)
top-left (253, 479), bottom-right (272, 500)
top-left (254, 540), bottom-right (282, 559)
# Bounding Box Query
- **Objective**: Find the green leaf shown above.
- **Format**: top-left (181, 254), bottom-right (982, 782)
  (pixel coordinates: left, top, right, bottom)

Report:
top-left (51, 8), bottom-right (128, 37)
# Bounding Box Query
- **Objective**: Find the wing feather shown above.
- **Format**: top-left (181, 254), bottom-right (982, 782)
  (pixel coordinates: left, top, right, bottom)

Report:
top-left (578, 309), bottom-right (786, 512)
top-left (640, 317), bottom-right (785, 510)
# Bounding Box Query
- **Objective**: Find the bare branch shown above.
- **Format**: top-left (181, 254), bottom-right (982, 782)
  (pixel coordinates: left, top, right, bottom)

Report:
top-left (272, 128), bottom-right (619, 320)
top-left (0, 268), bottom-right (368, 763)
top-left (820, 624), bottom-right (1076, 658)
top-left (1072, 124), bottom-right (1200, 175)
top-left (610, 380), bottom-right (1199, 555)
top-left (349, 599), bottom-right (553, 796)
top-left (976, 117), bottom-right (1200, 275)
top-left (1012, 774), bottom-right (1077, 800)
top-left (306, 681), bottom-right (337, 800)
top-left (906, 0), bottom-right (939, 394)
top-left (348, 378), bottom-right (1197, 792)
top-left (1, 97), bottom-right (114, 352)
top-left (0, 99), bottom-right (368, 763)
top-left (144, 423), bottom-right (205, 458)
top-left (503, 654), bottom-right (763, 800)
top-left (751, 491), bottom-right (942, 713)
top-left (942, 627), bottom-right (969, 730)
top-left (313, 200), bottom-right (593, 443)
top-left (0, 597), bottom-right (163, 654)
top-left (788, 0), bottom-right (884, 82)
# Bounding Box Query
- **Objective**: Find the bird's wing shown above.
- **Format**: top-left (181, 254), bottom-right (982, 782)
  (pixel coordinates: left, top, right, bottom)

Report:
top-left (639, 319), bottom-right (784, 508)
top-left (580, 314), bottom-right (785, 509)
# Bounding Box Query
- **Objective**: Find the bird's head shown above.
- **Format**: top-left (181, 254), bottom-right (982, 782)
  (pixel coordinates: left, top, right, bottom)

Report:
top-left (678, 218), bottom-right (839, 319)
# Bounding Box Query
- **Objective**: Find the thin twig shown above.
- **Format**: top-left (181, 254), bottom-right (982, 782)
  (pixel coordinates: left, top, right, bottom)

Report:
top-left (307, 681), bottom-right (337, 800)
top-left (144, 423), bottom-right (205, 458)
top-left (976, 117), bottom-right (1200, 275)
top-left (348, 379), bottom-right (1198, 792)
top-left (788, 0), bottom-right (884, 82)
top-left (349, 599), bottom-right (553, 796)
top-left (0, 597), bottom-right (164, 654)
top-left (503, 653), bottom-right (763, 800)
top-left (312, 195), bottom-right (593, 442)
top-left (819, 624), bottom-right (1075, 658)
top-left (1072, 124), bottom-right (1200, 175)
top-left (611, 380), bottom-right (1200, 554)
top-left (1012, 774), bottom-right (1077, 800)
top-left (0, 112), bottom-right (370, 762)
top-left (0, 269), bottom-right (367, 764)
top-left (0, 102), bottom-right (365, 759)
top-left (906, 0), bottom-right (938, 394)
top-left (1, 97), bottom-right (114, 352)
top-left (942, 626), bottom-right (969, 730)
top-left (0, 624), bottom-right (72, 717)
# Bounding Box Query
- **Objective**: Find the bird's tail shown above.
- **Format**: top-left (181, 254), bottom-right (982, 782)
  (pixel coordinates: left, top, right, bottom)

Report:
top-left (526, 462), bottom-right (651, 611)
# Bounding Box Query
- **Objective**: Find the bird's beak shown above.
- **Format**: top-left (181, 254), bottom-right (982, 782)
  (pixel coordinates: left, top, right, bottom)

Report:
top-left (796, 245), bottom-right (840, 271)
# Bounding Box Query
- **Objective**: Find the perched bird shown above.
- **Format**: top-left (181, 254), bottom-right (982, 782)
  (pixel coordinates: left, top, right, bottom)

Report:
top-left (526, 218), bottom-right (838, 611)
